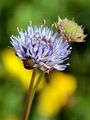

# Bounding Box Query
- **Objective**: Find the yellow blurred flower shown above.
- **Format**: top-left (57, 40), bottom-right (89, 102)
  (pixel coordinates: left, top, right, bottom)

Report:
top-left (37, 70), bottom-right (77, 117)
top-left (2, 48), bottom-right (45, 90)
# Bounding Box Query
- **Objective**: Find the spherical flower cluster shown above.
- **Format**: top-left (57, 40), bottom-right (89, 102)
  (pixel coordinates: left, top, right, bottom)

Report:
top-left (10, 21), bottom-right (71, 73)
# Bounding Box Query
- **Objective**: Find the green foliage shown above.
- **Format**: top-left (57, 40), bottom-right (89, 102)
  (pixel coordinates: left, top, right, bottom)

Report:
top-left (0, 77), bottom-right (24, 119)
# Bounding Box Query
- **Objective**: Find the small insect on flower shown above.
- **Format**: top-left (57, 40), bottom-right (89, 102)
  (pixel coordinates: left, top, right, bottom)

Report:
top-left (55, 17), bottom-right (86, 42)
top-left (10, 20), bottom-right (71, 73)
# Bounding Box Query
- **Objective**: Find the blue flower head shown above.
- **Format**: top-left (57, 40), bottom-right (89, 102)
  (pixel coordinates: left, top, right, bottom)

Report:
top-left (10, 20), bottom-right (71, 73)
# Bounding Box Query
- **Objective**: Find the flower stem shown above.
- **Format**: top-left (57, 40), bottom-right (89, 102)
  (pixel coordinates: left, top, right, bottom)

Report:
top-left (32, 71), bottom-right (45, 101)
top-left (34, 71), bottom-right (45, 94)
top-left (22, 69), bottom-right (36, 120)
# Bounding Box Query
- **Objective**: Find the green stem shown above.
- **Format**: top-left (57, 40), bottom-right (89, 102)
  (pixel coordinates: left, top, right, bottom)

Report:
top-left (33, 71), bottom-right (45, 95)
top-left (27, 71), bottom-right (45, 115)
top-left (22, 69), bottom-right (37, 120)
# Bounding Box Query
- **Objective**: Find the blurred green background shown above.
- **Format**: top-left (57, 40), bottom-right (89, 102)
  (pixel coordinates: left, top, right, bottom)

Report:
top-left (0, 0), bottom-right (90, 120)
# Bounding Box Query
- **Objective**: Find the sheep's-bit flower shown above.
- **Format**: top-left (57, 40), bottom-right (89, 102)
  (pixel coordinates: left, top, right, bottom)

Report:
top-left (10, 20), bottom-right (71, 73)
top-left (55, 17), bottom-right (86, 42)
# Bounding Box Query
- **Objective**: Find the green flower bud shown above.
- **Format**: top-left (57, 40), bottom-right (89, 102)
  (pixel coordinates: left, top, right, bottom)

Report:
top-left (55, 17), bottom-right (86, 42)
